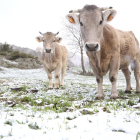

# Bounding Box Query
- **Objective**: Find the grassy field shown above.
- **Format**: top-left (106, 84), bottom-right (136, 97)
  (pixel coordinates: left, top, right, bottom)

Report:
top-left (0, 67), bottom-right (140, 140)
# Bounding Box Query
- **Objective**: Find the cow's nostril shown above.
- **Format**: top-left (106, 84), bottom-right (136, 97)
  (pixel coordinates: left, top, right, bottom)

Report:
top-left (85, 44), bottom-right (89, 50)
top-left (95, 44), bottom-right (98, 50)
top-left (45, 49), bottom-right (51, 53)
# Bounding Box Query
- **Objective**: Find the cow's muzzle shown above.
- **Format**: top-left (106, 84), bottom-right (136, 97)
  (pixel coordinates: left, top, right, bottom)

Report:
top-left (85, 42), bottom-right (100, 52)
top-left (45, 48), bottom-right (51, 53)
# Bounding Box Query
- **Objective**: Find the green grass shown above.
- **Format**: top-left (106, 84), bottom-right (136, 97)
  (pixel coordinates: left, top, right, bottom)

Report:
top-left (28, 122), bottom-right (40, 130)
top-left (0, 135), bottom-right (3, 139)
top-left (136, 132), bottom-right (140, 140)
top-left (127, 100), bottom-right (135, 106)
top-left (4, 120), bottom-right (12, 126)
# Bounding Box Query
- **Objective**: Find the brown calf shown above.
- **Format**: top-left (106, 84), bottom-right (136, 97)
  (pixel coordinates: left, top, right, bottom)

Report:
top-left (36, 32), bottom-right (68, 89)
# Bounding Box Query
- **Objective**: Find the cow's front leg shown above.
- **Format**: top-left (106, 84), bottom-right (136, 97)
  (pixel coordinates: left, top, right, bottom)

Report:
top-left (109, 56), bottom-right (120, 99)
top-left (43, 64), bottom-right (53, 89)
top-left (88, 60), bottom-right (104, 99)
top-left (95, 76), bottom-right (104, 99)
top-left (54, 63), bottom-right (62, 89)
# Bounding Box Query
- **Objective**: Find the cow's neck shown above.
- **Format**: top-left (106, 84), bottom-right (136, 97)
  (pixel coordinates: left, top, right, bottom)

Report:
top-left (93, 51), bottom-right (101, 73)
top-left (89, 25), bottom-right (111, 75)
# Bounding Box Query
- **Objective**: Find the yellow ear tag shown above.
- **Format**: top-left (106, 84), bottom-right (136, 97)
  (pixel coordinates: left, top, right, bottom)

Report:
top-left (37, 39), bottom-right (41, 42)
top-left (108, 14), bottom-right (113, 21)
top-left (69, 17), bottom-right (74, 23)
top-left (58, 40), bottom-right (60, 43)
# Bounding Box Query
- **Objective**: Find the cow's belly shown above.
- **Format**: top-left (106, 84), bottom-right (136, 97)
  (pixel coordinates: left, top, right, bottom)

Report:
top-left (119, 54), bottom-right (135, 70)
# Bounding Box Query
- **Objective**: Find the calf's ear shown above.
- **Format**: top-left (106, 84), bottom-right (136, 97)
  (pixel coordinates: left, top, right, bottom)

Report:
top-left (36, 36), bottom-right (43, 42)
top-left (103, 9), bottom-right (117, 22)
top-left (66, 13), bottom-right (79, 24)
top-left (55, 37), bottom-right (62, 43)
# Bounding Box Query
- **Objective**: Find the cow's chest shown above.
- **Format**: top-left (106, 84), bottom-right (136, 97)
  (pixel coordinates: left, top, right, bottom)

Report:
top-left (88, 56), bottom-right (110, 76)
top-left (44, 61), bottom-right (57, 72)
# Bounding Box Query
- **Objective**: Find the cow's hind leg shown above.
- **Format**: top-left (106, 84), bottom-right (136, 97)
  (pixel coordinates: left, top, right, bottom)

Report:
top-left (54, 63), bottom-right (62, 89)
top-left (121, 68), bottom-right (132, 93)
top-left (134, 58), bottom-right (140, 93)
top-left (60, 65), bottom-right (67, 86)
top-left (43, 64), bottom-right (53, 89)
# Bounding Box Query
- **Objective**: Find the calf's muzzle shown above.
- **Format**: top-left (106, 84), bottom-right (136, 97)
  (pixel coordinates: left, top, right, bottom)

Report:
top-left (45, 48), bottom-right (51, 53)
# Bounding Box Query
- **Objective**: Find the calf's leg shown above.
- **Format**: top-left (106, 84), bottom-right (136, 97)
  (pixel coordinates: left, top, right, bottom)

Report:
top-left (60, 65), bottom-right (67, 86)
top-left (54, 63), bottom-right (62, 89)
top-left (43, 64), bottom-right (53, 89)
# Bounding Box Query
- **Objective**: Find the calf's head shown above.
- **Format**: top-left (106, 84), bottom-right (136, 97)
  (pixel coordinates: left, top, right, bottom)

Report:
top-left (66, 5), bottom-right (117, 52)
top-left (36, 32), bottom-right (62, 53)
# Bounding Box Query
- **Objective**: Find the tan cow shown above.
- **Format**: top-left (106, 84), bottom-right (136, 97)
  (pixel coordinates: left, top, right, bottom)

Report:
top-left (36, 32), bottom-right (68, 89)
top-left (66, 5), bottom-right (140, 99)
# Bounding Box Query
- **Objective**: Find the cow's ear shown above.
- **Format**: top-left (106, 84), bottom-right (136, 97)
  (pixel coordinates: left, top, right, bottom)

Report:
top-left (66, 13), bottom-right (79, 24)
top-left (36, 36), bottom-right (43, 42)
top-left (55, 37), bottom-right (62, 43)
top-left (103, 9), bottom-right (117, 22)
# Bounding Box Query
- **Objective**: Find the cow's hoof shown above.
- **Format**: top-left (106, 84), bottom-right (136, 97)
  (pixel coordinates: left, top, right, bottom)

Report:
top-left (54, 88), bottom-right (59, 90)
top-left (110, 94), bottom-right (119, 99)
top-left (48, 88), bottom-right (53, 90)
top-left (95, 94), bottom-right (104, 100)
top-left (124, 90), bottom-right (131, 93)
top-left (135, 91), bottom-right (140, 93)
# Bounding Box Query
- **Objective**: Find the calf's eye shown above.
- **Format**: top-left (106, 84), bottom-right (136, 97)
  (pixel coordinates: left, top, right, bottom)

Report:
top-left (99, 20), bottom-right (103, 25)
top-left (80, 22), bottom-right (83, 26)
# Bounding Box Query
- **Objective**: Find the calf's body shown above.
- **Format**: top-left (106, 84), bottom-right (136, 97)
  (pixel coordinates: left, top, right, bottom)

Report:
top-left (36, 32), bottom-right (68, 89)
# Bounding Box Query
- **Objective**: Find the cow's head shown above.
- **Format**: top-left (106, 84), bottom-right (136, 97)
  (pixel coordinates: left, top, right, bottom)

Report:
top-left (66, 5), bottom-right (117, 52)
top-left (36, 32), bottom-right (62, 53)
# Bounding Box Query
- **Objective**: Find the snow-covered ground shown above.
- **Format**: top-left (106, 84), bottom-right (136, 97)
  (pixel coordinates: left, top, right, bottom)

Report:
top-left (0, 67), bottom-right (140, 140)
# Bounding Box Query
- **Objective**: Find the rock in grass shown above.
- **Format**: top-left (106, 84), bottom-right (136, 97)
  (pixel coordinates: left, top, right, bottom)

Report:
top-left (66, 107), bottom-right (74, 112)
top-left (79, 108), bottom-right (94, 115)
top-left (29, 89), bottom-right (39, 93)
top-left (11, 87), bottom-right (22, 91)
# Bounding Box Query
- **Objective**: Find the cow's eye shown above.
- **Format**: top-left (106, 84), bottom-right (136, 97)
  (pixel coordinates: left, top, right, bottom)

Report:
top-left (80, 22), bottom-right (83, 26)
top-left (53, 40), bottom-right (55, 42)
top-left (43, 40), bottom-right (45, 42)
top-left (99, 20), bottom-right (103, 25)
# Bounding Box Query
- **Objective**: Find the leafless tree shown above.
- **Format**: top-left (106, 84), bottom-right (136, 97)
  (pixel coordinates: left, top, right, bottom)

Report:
top-left (35, 46), bottom-right (42, 53)
top-left (62, 20), bottom-right (86, 74)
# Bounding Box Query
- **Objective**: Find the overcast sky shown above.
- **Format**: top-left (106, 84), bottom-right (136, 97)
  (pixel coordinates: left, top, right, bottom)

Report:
top-left (0, 0), bottom-right (140, 51)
